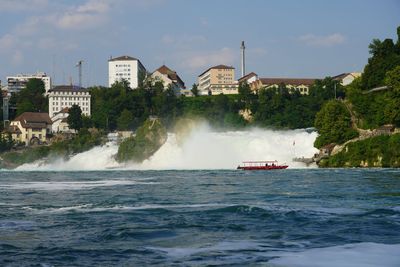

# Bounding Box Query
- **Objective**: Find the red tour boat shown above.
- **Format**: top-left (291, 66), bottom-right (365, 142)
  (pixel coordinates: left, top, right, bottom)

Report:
top-left (237, 160), bottom-right (288, 170)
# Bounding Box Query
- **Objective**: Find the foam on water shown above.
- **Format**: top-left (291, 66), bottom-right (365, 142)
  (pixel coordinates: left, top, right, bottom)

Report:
top-left (149, 241), bottom-right (400, 266)
top-left (16, 142), bottom-right (119, 171)
top-left (269, 242), bottom-right (400, 267)
top-left (31, 203), bottom-right (230, 214)
top-left (14, 124), bottom-right (318, 171)
top-left (0, 179), bottom-right (158, 190)
top-left (136, 124), bottom-right (318, 170)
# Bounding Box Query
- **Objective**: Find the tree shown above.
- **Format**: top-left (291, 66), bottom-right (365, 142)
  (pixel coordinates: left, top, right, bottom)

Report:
top-left (385, 65), bottom-right (400, 92)
top-left (117, 109), bottom-right (134, 130)
top-left (238, 82), bottom-right (253, 108)
top-left (67, 105), bottom-right (83, 131)
top-left (314, 100), bottom-right (358, 148)
top-left (16, 78), bottom-right (48, 116)
top-left (191, 83), bottom-right (199, 97)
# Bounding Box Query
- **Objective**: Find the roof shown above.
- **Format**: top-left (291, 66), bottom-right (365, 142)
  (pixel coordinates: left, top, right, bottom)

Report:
top-left (108, 55), bottom-right (139, 61)
top-left (108, 55), bottom-right (146, 71)
top-left (332, 73), bottom-right (350, 80)
top-left (198, 64), bottom-right (235, 77)
top-left (332, 72), bottom-right (362, 81)
top-left (377, 124), bottom-right (395, 131)
top-left (13, 112), bottom-right (52, 129)
top-left (259, 78), bottom-right (317, 86)
top-left (238, 72), bottom-right (258, 82)
top-left (154, 65), bottom-right (185, 88)
top-left (48, 85), bottom-right (89, 93)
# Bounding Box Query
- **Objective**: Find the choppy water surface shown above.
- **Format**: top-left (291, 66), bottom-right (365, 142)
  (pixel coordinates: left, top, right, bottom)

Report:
top-left (1, 169), bottom-right (400, 266)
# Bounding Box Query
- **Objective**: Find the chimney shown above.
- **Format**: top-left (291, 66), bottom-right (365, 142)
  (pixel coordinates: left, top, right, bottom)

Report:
top-left (240, 41), bottom-right (246, 78)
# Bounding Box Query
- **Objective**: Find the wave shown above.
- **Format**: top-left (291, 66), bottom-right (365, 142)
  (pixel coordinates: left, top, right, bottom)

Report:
top-left (269, 242), bottom-right (400, 267)
top-left (148, 241), bottom-right (400, 267)
top-left (0, 179), bottom-right (160, 190)
top-left (26, 203), bottom-right (388, 217)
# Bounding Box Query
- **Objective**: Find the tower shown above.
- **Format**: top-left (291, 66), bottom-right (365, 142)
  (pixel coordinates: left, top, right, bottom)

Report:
top-left (240, 41), bottom-right (246, 78)
top-left (76, 60), bottom-right (83, 88)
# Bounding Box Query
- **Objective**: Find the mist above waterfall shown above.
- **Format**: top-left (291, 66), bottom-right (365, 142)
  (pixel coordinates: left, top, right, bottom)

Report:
top-left (16, 122), bottom-right (318, 171)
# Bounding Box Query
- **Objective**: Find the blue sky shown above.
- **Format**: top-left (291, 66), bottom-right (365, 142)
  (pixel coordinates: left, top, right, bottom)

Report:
top-left (0, 0), bottom-right (399, 88)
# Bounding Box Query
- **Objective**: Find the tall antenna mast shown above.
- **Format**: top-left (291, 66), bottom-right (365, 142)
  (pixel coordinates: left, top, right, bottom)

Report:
top-left (240, 41), bottom-right (246, 78)
top-left (76, 60), bottom-right (83, 88)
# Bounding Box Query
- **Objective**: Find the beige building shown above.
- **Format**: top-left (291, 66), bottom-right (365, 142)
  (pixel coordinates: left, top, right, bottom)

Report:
top-left (9, 112), bottom-right (52, 145)
top-left (151, 65), bottom-right (185, 95)
top-left (198, 65), bottom-right (238, 95)
top-left (250, 77), bottom-right (317, 95)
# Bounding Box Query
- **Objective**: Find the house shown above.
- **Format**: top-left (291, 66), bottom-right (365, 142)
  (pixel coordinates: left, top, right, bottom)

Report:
top-left (332, 72), bottom-right (362, 86)
top-left (151, 65), bottom-right (186, 95)
top-left (250, 77), bottom-right (317, 95)
top-left (376, 124), bottom-right (395, 135)
top-left (108, 55), bottom-right (146, 89)
top-left (48, 85), bottom-right (91, 118)
top-left (198, 65), bottom-right (238, 95)
top-left (9, 112), bottom-right (52, 145)
top-left (238, 72), bottom-right (258, 84)
top-left (51, 107), bottom-right (73, 133)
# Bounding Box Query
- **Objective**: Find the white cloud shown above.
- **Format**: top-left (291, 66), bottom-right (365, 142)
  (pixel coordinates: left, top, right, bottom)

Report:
top-left (77, 1), bottom-right (109, 13)
top-left (55, 0), bottom-right (110, 30)
top-left (248, 47), bottom-right (267, 56)
top-left (299, 33), bottom-right (345, 47)
top-left (200, 17), bottom-right (209, 26)
top-left (0, 34), bottom-right (16, 49)
top-left (56, 13), bottom-right (106, 30)
top-left (181, 47), bottom-right (236, 70)
top-left (161, 35), bottom-right (175, 45)
top-left (161, 34), bottom-right (207, 49)
top-left (12, 50), bottom-right (23, 65)
top-left (0, 0), bottom-right (48, 12)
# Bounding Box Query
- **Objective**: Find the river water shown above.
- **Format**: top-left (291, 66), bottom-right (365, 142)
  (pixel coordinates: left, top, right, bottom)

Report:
top-left (1, 169), bottom-right (399, 266)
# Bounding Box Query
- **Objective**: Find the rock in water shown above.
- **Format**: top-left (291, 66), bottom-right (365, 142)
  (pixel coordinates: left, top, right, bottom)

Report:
top-left (116, 118), bottom-right (167, 163)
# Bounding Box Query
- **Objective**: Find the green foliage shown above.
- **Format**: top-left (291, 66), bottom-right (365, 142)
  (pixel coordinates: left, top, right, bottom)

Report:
top-left (0, 133), bottom-right (14, 152)
top-left (67, 104), bottom-right (83, 131)
top-left (117, 109), bottom-right (134, 130)
top-left (361, 26), bottom-right (400, 90)
top-left (191, 83), bottom-right (199, 97)
top-left (238, 82), bottom-right (254, 109)
top-left (116, 118), bottom-right (167, 162)
top-left (251, 77), bottom-right (340, 129)
top-left (385, 66), bottom-right (400, 91)
top-left (314, 100), bottom-right (358, 148)
top-left (50, 129), bottom-right (104, 156)
top-left (82, 115), bottom-right (93, 129)
top-left (15, 79), bottom-right (48, 117)
top-left (346, 78), bottom-right (400, 128)
top-left (321, 134), bottom-right (400, 168)
top-left (1, 146), bottom-right (51, 167)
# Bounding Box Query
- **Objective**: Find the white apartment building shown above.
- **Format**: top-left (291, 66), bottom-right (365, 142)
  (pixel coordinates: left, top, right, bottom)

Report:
top-left (6, 72), bottom-right (51, 94)
top-left (48, 85), bottom-right (91, 118)
top-left (108, 55), bottom-right (146, 89)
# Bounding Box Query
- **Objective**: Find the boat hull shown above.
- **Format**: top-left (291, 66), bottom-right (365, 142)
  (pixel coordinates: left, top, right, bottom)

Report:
top-left (237, 165), bottom-right (288, 170)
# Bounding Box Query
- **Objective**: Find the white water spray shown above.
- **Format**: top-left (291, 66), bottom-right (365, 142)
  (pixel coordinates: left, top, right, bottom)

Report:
top-left (16, 123), bottom-right (318, 171)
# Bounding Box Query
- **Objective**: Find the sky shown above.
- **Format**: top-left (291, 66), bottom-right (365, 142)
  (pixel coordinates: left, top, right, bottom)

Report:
top-left (0, 0), bottom-right (399, 88)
